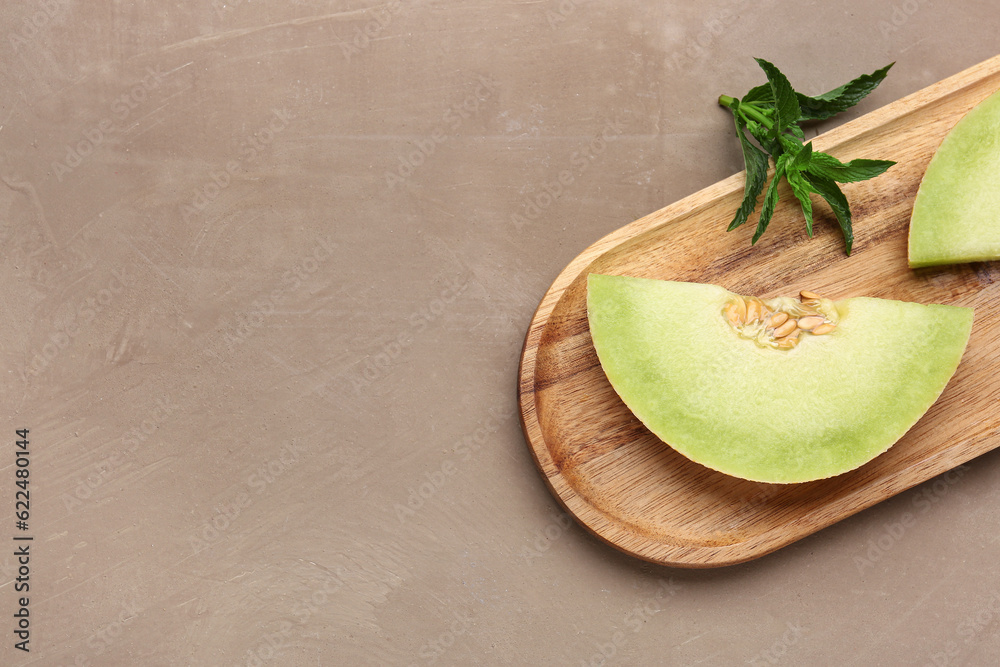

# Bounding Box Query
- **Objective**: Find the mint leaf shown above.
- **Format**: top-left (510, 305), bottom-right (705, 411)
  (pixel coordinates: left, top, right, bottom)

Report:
top-left (785, 169), bottom-right (816, 237)
top-left (803, 173), bottom-right (854, 254)
top-left (728, 114), bottom-right (771, 231)
top-left (797, 62), bottom-right (894, 121)
top-left (743, 64), bottom-right (894, 123)
top-left (789, 141), bottom-right (814, 171)
top-left (754, 58), bottom-right (800, 136)
top-left (752, 156), bottom-right (787, 244)
top-left (741, 83), bottom-right (774, 106)
top-left (745, 119), bottom-right (780, 156)
top-left (806, 152), bottom-right (896, 183)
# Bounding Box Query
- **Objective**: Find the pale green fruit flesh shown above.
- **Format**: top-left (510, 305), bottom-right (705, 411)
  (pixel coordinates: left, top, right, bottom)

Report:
top-left (587, 274), bottom-right (973, 483)
top-left (909, 88), bottom-right (1000, 267)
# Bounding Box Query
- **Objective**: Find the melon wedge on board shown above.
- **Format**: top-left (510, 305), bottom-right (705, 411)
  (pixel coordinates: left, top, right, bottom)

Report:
top-left (909, 87), bottom-right (1000, 267)
top-left (586, 274), bottom-right (974, 483)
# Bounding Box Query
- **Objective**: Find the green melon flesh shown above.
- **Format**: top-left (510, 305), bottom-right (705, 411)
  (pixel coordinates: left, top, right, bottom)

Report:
top-left (587, 274), bottom-right (973, 483)
top-left (909, 88), bottom-right (1000, 267)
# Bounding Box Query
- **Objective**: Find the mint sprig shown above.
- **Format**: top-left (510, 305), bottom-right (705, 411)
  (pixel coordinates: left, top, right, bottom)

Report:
top-left (718, 59), bottom-right (896, 255)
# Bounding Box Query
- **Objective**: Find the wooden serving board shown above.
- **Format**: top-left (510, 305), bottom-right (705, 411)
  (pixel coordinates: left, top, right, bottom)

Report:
top-left (518, 55), bottom-right (1000, 568)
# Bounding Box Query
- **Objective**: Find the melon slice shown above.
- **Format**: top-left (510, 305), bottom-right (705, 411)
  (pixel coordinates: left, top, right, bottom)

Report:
top-left (586, 274), bottom-right (973, 483)
top-left (909, 87), bottom-right (1000, 267)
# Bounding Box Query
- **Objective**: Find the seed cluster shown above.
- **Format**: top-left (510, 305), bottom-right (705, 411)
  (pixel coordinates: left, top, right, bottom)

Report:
top-left (724, 290), bottom-right (838, 349)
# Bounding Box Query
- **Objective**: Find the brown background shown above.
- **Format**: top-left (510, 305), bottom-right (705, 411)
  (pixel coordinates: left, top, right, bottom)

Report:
top-left (2, 1), bottom-right (1000, 665)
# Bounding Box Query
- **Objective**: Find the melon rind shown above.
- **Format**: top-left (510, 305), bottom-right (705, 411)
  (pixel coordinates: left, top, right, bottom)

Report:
top-left (586, 274), bottom-right (974, 483)
top-left (909, 87), bottom-right (1000, 268)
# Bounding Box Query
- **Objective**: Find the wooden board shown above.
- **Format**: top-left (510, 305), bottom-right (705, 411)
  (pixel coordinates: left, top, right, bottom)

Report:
top-left (518, 55), bottom-right (1000, 568)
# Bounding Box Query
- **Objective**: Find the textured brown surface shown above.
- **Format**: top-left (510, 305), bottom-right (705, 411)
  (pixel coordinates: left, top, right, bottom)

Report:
top-left (520, 56), bottom-right (1000, 567)
top-left (3, 1), bottom-right (1000, 665)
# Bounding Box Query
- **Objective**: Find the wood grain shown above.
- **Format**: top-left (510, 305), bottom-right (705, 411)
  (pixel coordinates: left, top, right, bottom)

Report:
top-left (518, 55), bottom-right (1000, 568)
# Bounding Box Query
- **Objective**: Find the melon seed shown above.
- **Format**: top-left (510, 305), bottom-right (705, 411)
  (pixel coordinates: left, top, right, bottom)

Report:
top-left (812, 323), bottom-right (836, 335)
top-left (776, 334), bottom-right (799, 349)
top-left (797, 316), bottom-right (825, 331)
top-left (725, 301), bottom-right (747, 325)
top-left (773, 319), bottom-right (798, 338)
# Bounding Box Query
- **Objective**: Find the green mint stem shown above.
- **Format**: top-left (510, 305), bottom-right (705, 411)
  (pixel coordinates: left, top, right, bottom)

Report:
top-left (740, 103), bottom-right (773, 128)
top-left (721, 97), bottom-right (801, 156)
top-left (718, 95), bottom-right (774, 129)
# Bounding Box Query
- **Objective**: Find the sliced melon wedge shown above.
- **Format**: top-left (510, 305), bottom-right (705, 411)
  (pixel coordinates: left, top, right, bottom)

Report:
top-left (909, 88), bottom-right (1000, 267)
top-left (587, 274), bottom-right (973, 483)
